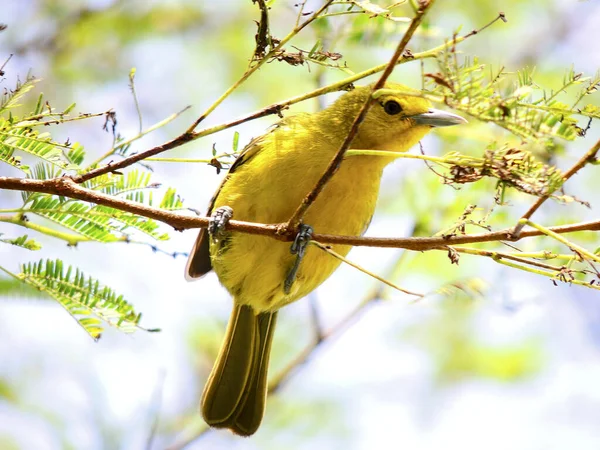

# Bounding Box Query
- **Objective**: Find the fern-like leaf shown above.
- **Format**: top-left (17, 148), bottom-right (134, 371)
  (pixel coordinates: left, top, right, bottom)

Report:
top-left (24, 195), bottom-right (172, 241)
top-left (0, 120), bottom-right (80, 171)
top-left (428, 55), bottom-right (598, 142)
top-left (0, 140), bottom-right (30, 173)
top-left (159, 187), bottom-right (184, 210)
top-left (0, 76), bottom-right (39, 113)
top-left (25, 196), bottom-right (121, 243)
top-left (18, 259), bottom-right (155, 340)
top-left (0, 233), bottom-right (42, 250)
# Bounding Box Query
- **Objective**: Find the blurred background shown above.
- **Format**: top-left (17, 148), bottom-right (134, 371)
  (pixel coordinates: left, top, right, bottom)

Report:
top-left (1, 0), bottom-right (600, 449)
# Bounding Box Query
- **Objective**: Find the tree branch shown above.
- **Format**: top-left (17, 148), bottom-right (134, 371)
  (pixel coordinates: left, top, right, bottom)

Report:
top-left (2, 175), bottom-right (599, 251)
top-left (511, 137), bottom-right (600, 236)
top-left (73, 132), bottom-right (196, 184)
top-left (72, 9), bottom-right (498, 187)
top-left (185, 0), bottom-right (335, 134)
top-left (285, 0), bottom-right (437, 230)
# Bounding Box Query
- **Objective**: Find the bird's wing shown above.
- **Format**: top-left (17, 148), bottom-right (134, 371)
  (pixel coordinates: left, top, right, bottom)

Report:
top-left (184, 132), bottom-right (271, 280)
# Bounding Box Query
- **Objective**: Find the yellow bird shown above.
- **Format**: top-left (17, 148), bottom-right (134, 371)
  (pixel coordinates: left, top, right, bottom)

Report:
top-left (186, 82), bottom-right (465, 436)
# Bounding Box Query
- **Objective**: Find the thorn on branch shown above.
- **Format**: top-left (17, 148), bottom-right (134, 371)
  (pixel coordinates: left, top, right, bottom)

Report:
top-left (424, 72), bottom-right (454, 92)
top-left (102, 111), bottom-right (117, 137)
top-left (463, 11), bottom-right (507, 38)
top-left (266, 104), bottom-right (287, 118)
top-left (209, 157), bottom-right (223, 174)
top-left (447, 247), bottom-right (460, 265)
top-left (577, 117), bottom-right (593, 137)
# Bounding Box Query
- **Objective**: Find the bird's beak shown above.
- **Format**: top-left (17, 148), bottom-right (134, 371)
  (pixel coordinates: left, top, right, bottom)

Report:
top-left (411, 109), bottom-right (467, 127)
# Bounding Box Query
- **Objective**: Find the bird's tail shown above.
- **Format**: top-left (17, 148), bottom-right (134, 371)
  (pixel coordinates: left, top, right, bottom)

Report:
top-left (201, 303), bottom-right (277, 436)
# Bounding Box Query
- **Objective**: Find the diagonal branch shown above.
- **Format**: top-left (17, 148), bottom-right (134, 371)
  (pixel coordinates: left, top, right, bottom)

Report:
top-left (285, 0), bottom-right (437, 231)
top-left (74, 132), bottom-right (196, 184)
top-left (69, 10), bottom-right (500, 186)
top-left (184, 0), bottom-right (335, 134)
top-left (511, 138), bottom-right (600, 237)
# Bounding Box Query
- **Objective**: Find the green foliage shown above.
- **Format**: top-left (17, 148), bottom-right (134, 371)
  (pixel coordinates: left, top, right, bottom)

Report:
top-left (0, 121), bottom-right (79, 172)
top-left (17, 259), bottom-right (156, 340)
top-left (0, 74), bottom-right (38, 112)
top-left (2, 0), bottom-right (599, 344)
top-left (0, 276), bottom-right (42, 298)
top-left (0, 76), bottom-right (87, 174)
top-left (83, 169), bottom-right (183, 209)
top-left (441, 142), bottom-right (566, 200)
top-left (1, 73), bottom-right (182, 338)
top-left (427, 55), bottom-right (599, 143)
top-left (0, 233), bottom-right (42, 250)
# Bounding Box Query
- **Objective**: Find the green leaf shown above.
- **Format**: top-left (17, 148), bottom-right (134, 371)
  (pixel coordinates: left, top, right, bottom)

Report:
top-left (66, 142), bottom-right (86, 165)
top-left (93, 205), bottom-right (170, 240)
top-left (0, 276), bottom-right (43, 298)
top-left (0, 233), bottom-right (42, 250)
top-left (581, 103), bottom-right (600, 118)
top-left (0, 142), bottom-right (29, 174)
top-left (159, 187), bottom-right (184, 210)
top-left (84, 169), bottom-right (184, 210)
top-left (25, 196), bottom-right (120, 243)
top-left (0, 76), bottom-right (39, 113)
top-left (427, 56), bottom-right (595, 142)
top-left (0, 119), bottom-right (80, 171)
top-left (23, 193), bottom-right (173, 242)
top-left (18, 259), bottom-right (153, 340)
top-left (232, 131), bottom-right (240, 152)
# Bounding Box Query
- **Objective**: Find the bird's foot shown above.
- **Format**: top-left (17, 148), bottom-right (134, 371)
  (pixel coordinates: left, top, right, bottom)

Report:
top-left (284, 224), bottom-right (313, 294)
top-left (209, 206), bottom-right (233, 242)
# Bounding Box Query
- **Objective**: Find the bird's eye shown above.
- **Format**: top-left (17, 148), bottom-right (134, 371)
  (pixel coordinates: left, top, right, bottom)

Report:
top-left (383, 100), bottom-right (402, 115)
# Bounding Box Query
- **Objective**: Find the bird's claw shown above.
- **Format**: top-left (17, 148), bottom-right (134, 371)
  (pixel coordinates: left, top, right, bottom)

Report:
top-left (284, 224), bottom-right (313, 294)
top-left (209, 206), bottom-right (233, 242)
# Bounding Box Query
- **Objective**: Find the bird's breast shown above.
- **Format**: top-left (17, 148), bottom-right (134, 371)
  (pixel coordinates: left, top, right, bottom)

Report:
top-left (211, 140), bottom-right (385, 312)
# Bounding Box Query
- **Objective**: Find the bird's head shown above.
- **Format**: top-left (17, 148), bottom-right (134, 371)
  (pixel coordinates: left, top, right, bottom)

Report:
top-left (323, 82), bottom-right (466, 153)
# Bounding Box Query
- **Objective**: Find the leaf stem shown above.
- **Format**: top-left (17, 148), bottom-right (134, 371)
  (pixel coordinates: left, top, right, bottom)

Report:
top-left (0, 214), bottom-right (88, 245)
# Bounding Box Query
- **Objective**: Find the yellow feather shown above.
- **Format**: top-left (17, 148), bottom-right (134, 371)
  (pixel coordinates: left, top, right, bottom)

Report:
top-left (189, 82), bottom-right (465, 435)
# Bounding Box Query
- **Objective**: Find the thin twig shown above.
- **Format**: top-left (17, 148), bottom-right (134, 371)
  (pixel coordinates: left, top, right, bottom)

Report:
top-left (0, 213), bottom-right (89, 245)
top-left (74, 132), bottom-right (196, 184)
top-left (462, 12), bottom-right (507, 38)
top-left (129, 68), bottom-right (143, 134)
top-left (252, 0), bottom-right (271, 62)
top-left (69, 25), bottom-right (490, 185)
top-left (511, 137), bottom-right (600, 237)
top-left (450, 246), bottom-right (564, 272)
top-left (522, 219), bottom-right (600, 264)
top-left (185, 0), bottom-right (335, 134)
top-left (493, 257), bottom-right (600, 292)
top-left (311, 241), bottom-right (423, 297)
top-left (89, 106), bottom-right (191, 168)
